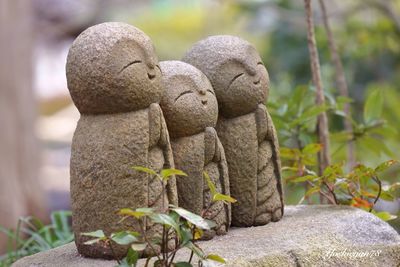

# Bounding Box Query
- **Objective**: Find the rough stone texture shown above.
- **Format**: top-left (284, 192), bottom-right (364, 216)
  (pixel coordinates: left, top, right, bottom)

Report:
top-left (159, 61), bottom-right (231, 239)
top-left (183, 36), bottom-right (284, 227)
top-left (66, 22), bottom-right (177, 259)
top-left (13, 206), bottom-right (400, 267)
top-left (66, 22), bottom-right (163, 114)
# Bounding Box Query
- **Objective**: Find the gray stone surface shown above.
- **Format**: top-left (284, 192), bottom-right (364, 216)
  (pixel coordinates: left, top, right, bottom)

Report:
top-left (183, 36), bottom-right (284, 227)
top-left (159, 61), bottom-right (231, 239)
top-left (66, 22), bottom-right (177, 259)
top-left (13, 206), bottom-right (400, 267)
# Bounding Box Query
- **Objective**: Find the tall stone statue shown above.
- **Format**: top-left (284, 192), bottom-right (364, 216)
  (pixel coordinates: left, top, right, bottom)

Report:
top-left (159, 61), bottom-right (231, 238)
top-left (66, 22), bottom-right (177, 259)
top-left (183, 36), bottom-right (284, 227)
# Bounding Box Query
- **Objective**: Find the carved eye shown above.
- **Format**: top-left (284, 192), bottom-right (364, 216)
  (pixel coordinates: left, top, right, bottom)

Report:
top-left (155, 64), bottom-right (162, 74)
top-left (119, 60), bottom-right (142, 73)
top-left (228, 73), bottom-right (244, 87)
top-left (257, 62), bottom-right (264, 67)
top-left (207, 89), bottom-right (215, 95)
top-left (174, 90), bottom-right (192, 102)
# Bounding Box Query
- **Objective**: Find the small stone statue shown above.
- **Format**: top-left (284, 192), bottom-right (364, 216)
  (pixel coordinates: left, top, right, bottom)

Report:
top-left (66, 22), bottom-right (177, 258)
top-left (183, 36), bottom-right (284, 227)
top-left (159, 60), bottom-right (231, 238)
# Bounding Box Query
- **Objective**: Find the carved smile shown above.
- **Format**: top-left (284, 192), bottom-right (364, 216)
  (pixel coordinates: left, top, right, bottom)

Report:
top-left (253, 78), bottom-right (261, 85)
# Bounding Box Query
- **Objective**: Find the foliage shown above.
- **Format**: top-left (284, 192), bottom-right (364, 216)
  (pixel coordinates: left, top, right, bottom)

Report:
top-left (276, 83), bottom-right (399, 221)
top-left (83, 168), bottom-right (236, 267)
top-left (0, 211), bottom-right (73, 267)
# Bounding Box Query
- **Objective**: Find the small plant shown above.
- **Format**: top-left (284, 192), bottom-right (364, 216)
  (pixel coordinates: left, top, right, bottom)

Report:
top-left (0, 211), bottom-right (73, 267)
top-left (83, 167), bottom-right (236, 267)
top-left (284, 156), bottom-right (399, 221)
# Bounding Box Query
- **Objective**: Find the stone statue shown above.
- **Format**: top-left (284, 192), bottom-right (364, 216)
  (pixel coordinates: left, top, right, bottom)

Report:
top-left (159, 61), bottom-right (231, 238)
top-left (66, 22), bottom-right (177, 259)
top-left (183, 35), bottom-right (284, 227)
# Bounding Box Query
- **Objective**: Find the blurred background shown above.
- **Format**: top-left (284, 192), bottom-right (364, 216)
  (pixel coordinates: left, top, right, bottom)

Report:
top-left (1, 0), bottom-right (400, 253)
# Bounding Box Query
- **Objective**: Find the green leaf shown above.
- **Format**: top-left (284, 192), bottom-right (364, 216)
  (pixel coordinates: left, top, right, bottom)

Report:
top-left (193, 227), bottom-right (203, 240)
top-left (379, 191), bottom-right (395, 201)
top-left (126, 247), bottom-right (139, 266)
top-left (280, 147), bottom-right (300, 159)
top-left (83, 238), bottom-right (102, 245)
top-left (336, 96), bottom-right (353, 104)
top-left (118, 208), bottom-right (153, 219)
top-left (212, 193), bottom-right (237, 203)
top-left (371, 210), bottom-right (397, 221)
top-left (184, 241), bottom-right (205, 259)
top-left (302, 143), bottom-right (322, 155)
top-left (130, 243), bottom-right (147, 251)
top-left (206, 254), bottom-right (226, 263)
top-left (305, 186), bottom-right (320, 197)
top-left (204, 172), bottom-right (217, 196)
top-left (363, 89), bottom-right (383, 124)
top-left (290, 175), bottom-right (317, 183)
top-left (132, 166), bottom-right (158, 176)
top-left (150, 213), bottom-right (180, 234)
top-left (160, 169), bottom-right (187, 180)
top-left (111, 231), bottom-right (139, 245)
top-left (81, 230), bottom-right (105, 238)
top-left (290, 105), bottom-right (328, 127)
top-left (172, 207), bottom-right (215, 230)
top-left (374, 160), bottom-right (398, 173)
top-left (174, 262), bottom-right (193, 267)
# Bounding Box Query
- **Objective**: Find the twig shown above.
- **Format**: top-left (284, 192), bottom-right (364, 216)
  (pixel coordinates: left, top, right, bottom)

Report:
top-left (304, 0), bottom-right (331, 176)
top-left (322, 181), bottom-right (338, 204)
top-left (138, 220), bottom-right (161, 262)
top-left (319, 0), bottom-right (355, 169)
top-left (369, 176), bottom-right (382, 212)
top-left (306, 180), bottom-right (336, 204)
top-left (108, 240), bottom-right (121, 265)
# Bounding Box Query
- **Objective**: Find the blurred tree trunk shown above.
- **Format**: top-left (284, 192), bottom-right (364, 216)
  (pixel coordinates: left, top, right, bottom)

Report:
top-left (319, 0), bottom-right (355, 170)
top-left (303, 0), bottom-right (331, 174)
top-left (0, 0), bottom-right (47, 252)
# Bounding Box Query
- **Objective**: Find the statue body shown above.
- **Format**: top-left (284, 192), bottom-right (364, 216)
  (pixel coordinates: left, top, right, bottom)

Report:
top-left (66, 22), bottom-right (177, 259)
top-left (160, 61), bottom-right (231, 238)
top-left (183, 36), bottom-right (284, 227)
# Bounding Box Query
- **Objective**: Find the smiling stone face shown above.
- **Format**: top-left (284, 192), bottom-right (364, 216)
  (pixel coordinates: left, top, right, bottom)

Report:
top-left (160, 61), bottom-right (218, 138)
top-left (66, 22), bottom-right (162, 114)
top-left (183, 35), bottom-right (269, 118)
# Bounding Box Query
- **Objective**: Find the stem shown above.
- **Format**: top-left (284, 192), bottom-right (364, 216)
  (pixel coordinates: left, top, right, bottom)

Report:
top-left (167, 231), bottom-right (179, 265)
top-left (369, 176), bottom-right (382, 212)
top-left (162, 179), bottom-right (166, 212)
top-left (304, 0), bottom-right (331, 176)
top-left (188, 250), bottom-right (194, 264)
top-left (144, 257), bottom-right (151, 267)
top-left (162, 225), bottom-right (166, 263)
top-left (188, 225), bottom-right (195, 264)
top-left (201, 200), bottom-right (218, 218)
top-left (108, 240), bottom-right (121, 265)
top-left (319, 0), bottom-right (355, 169)
top-left (15, 218), bottom-right (22, 260)
top-left (138, 219), bottom-right (161, 262)
top-left (322, 181), bottom-right (338, 204)
top-left (306, 180), bottom-right (336, 204)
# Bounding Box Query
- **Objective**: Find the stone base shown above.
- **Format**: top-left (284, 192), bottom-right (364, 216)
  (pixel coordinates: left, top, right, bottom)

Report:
top-left (13, 205), bottom-right (400, 267)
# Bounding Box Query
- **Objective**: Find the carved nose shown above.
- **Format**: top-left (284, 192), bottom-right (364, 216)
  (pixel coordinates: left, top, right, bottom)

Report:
top-left (201, 99), bottom-right (207, 105)
top-left (148, 72), bottom-right (156, 80)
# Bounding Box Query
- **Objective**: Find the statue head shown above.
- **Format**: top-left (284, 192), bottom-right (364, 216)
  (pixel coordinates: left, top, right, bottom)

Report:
top-left (160, 61), bottom-right (218, 138)
top-left (183, 35), bottom-right (269, 118)
top-left (66, 22), bottom-right (162, 114)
